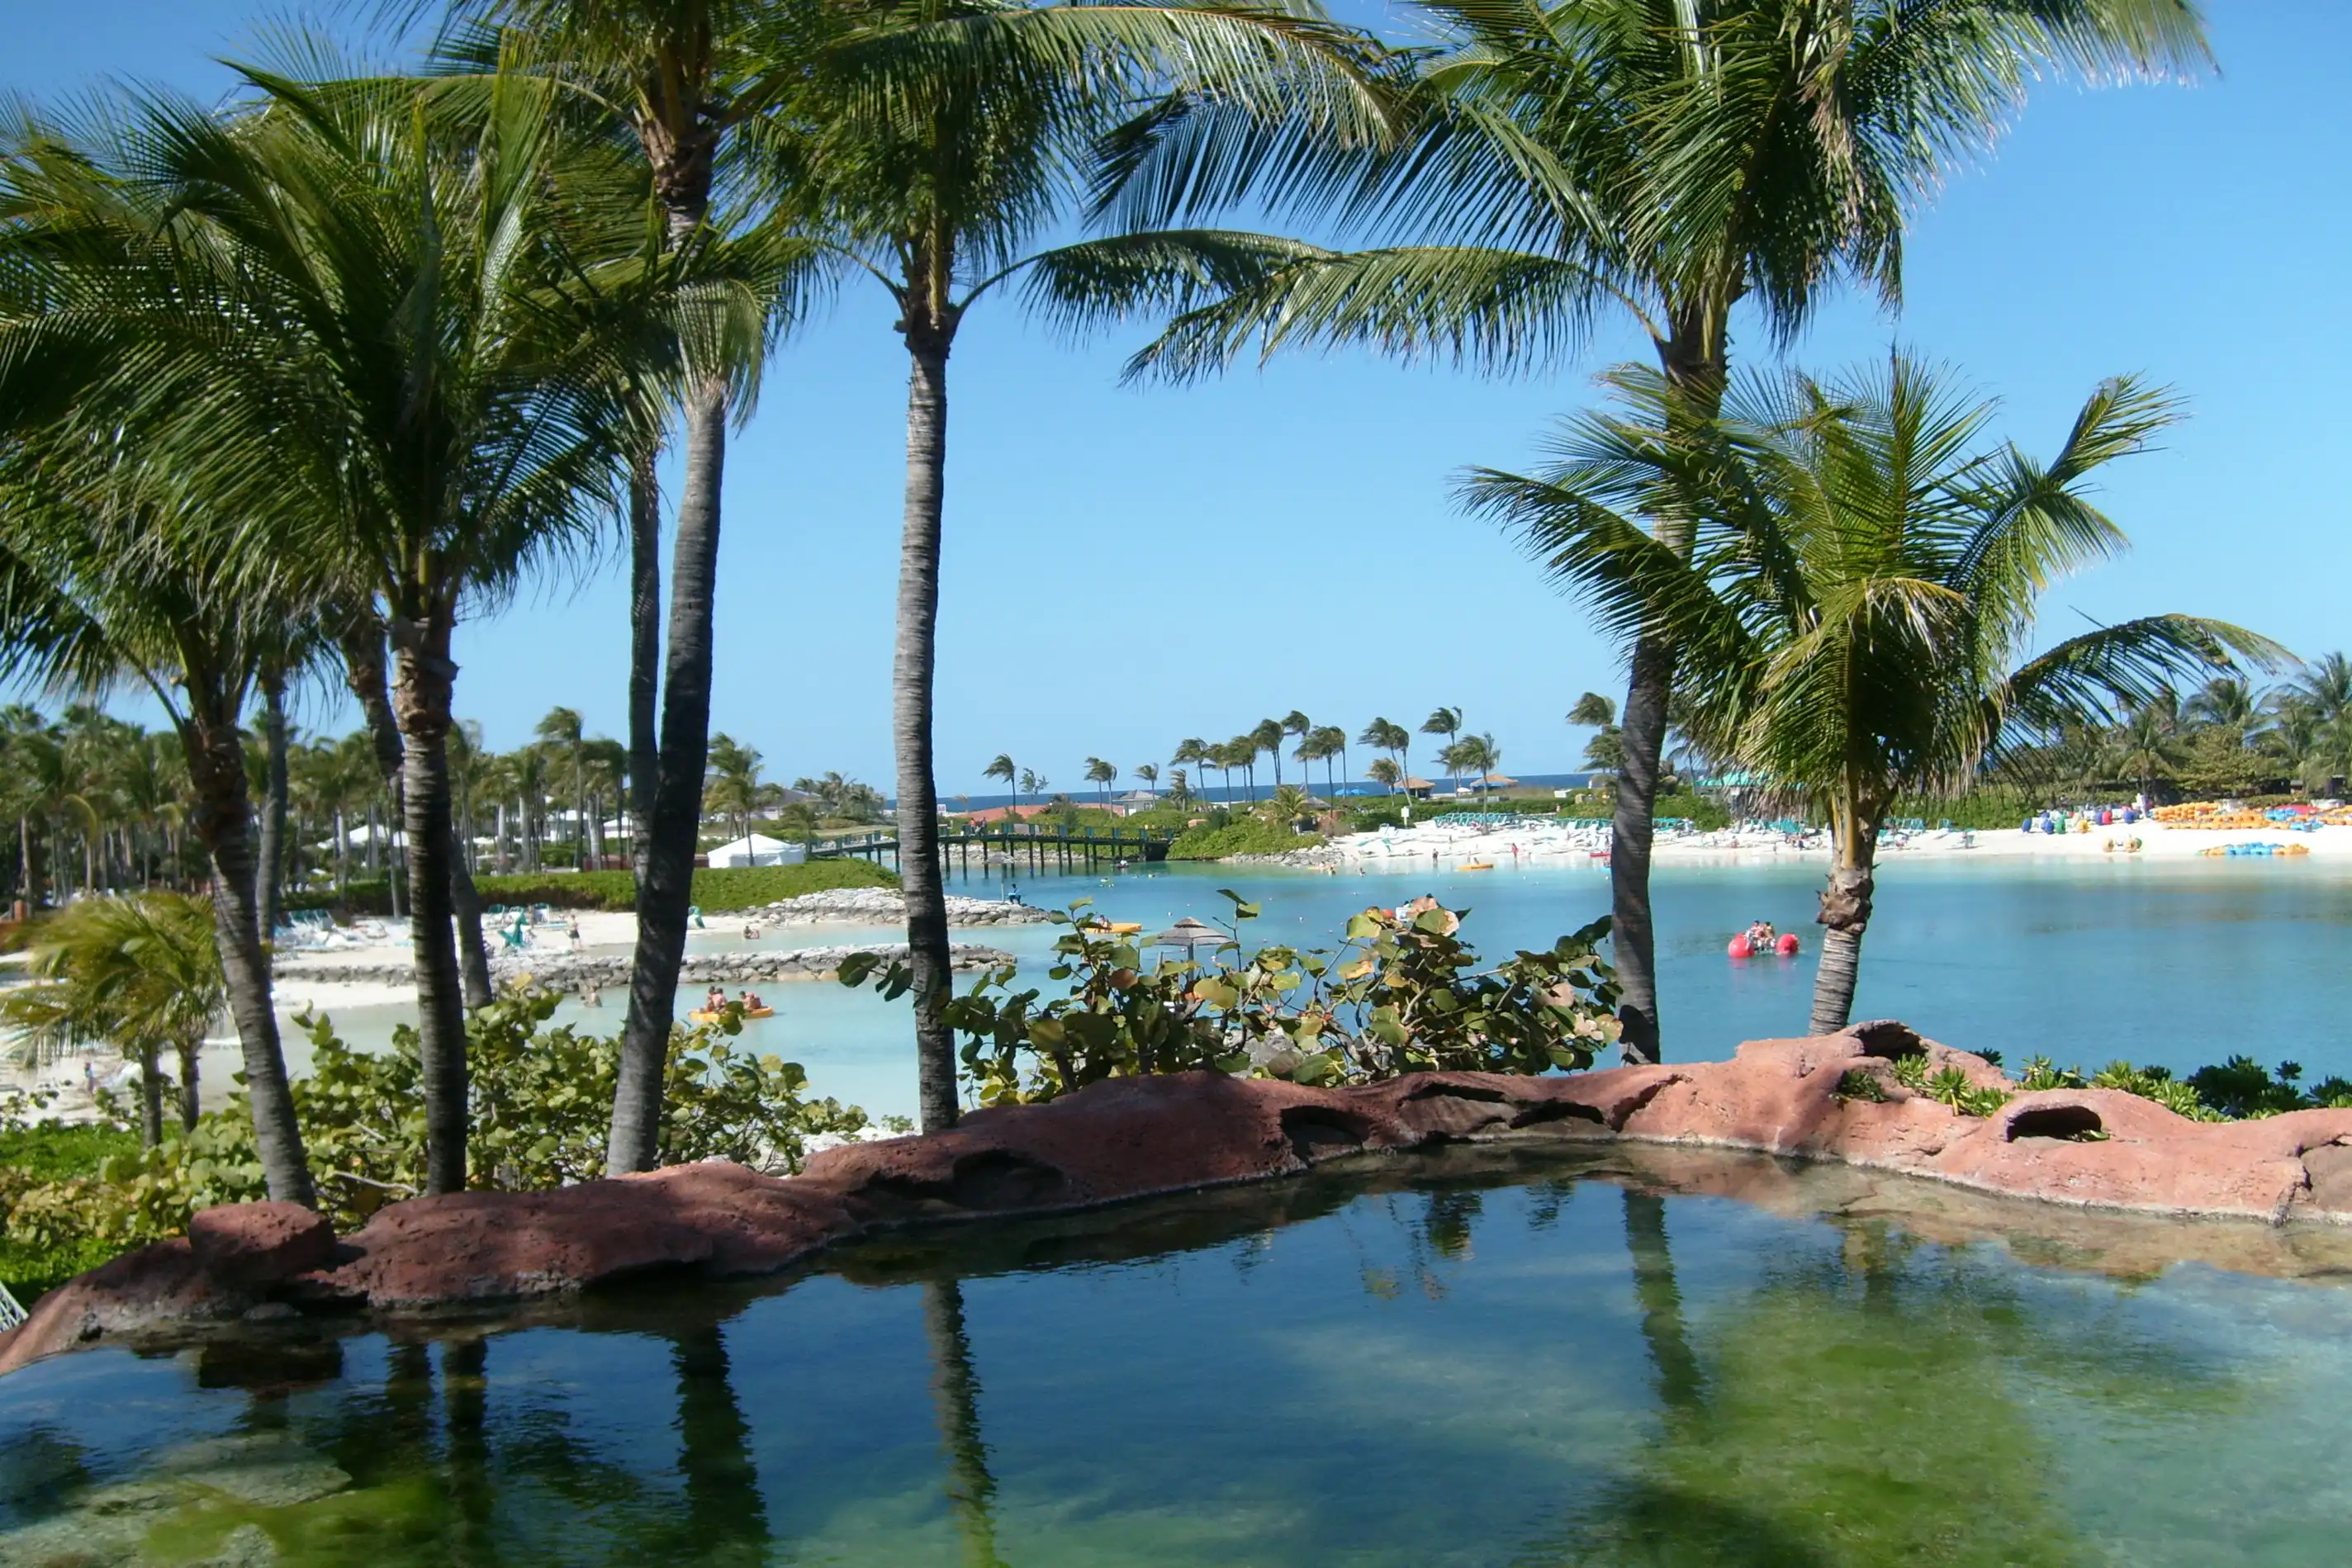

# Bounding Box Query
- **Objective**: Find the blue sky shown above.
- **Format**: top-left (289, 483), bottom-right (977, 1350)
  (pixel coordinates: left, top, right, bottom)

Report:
top-left (6, 2), bottom-right (2345, 797)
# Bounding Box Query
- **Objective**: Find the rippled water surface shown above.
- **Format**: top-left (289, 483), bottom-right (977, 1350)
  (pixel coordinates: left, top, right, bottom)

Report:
top-left (6, 1150), bottom-right (2352, 1566)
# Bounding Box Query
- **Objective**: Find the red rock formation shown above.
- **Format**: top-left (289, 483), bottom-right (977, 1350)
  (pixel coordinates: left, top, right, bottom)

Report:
top-left (7, 1022), bottom-right (2351, 1375)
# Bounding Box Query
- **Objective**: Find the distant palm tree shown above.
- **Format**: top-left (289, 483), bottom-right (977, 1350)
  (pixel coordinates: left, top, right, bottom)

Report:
top-left (1423, 708), bottom-right (1464, 793)
top-left (1368, 757), bottom-right (1402, 793)
top-left (1170, 738), bottom-right (1210, 787)
top-left (1135, 763), bottom-right (1159, 794)
top-left (1280, 712), bottom-right (1313, 784)
top-left (1252, 718), bottom-right (1287, 791)
top-left (2185, 676), bottom-right (2260, 746)
top-left (1358, 718), bottom-right (1411, 784)
top-left (1469, 356), bottom-right (2274, 1035)
top-left (2290, 653), bottom-right (2352, 727)
top-left (1084, 757), bottom-right (1117, 804)
top-left (1569, 693), bottom-right (1625, 775)
top-left (1168, 767), bottom-right (1191, 808)
top-left (1021, 769), bottom-right (1048, 801)
top-left (983, 755), bottom-right (1018, 805)
top-left (0, 893), bottom-right (223, 1145)
top-left (1268, 783), bottom-right (1311, 826)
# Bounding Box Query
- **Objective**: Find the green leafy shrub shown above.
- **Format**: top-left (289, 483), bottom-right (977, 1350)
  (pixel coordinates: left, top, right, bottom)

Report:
top-left (287, 860), bottom-right (898, 917)
top-left (844, 893), bottom-right (1620, 1103)
top-left (1833, 1068), bottom-right (1888, 1102)
top-left (1166, 820), bottom-right (1325, 860)
top-left (0, 991), bottom-right (873, 1296)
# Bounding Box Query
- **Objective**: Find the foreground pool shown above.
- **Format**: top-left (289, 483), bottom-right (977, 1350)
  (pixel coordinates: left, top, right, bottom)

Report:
top-left (5, 1149), bottom-right (2349, 1566)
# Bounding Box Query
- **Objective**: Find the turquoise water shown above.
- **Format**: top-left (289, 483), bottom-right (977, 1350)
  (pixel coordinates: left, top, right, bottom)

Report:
top-left (254, 855), bottom-right (2352, 1125)
top-left (711, 855), bottom-right (2352, 1121)
top-left (6, 1149), bottom-right (2351, 1565)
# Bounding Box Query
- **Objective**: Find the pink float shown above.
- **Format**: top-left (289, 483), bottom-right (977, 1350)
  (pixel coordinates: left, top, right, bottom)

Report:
top-left (1776, 933), bottom-right (1800, 955)
top-left (1727, 936), bottom-right (1754, 959)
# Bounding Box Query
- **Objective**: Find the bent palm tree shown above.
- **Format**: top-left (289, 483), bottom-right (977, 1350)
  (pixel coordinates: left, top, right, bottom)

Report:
top-left (1469, 357), bottom-right (2277, 1037)
top-left (1090, 0), bottom-right (2207, 1063)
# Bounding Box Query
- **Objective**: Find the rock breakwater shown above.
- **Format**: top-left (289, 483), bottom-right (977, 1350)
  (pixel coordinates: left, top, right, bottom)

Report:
top-left (275, 941), bottom-right (1015, 990)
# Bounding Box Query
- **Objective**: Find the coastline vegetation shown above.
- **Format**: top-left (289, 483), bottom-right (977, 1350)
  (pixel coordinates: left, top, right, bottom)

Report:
top-left (282, 860), bottom-right (897, 917)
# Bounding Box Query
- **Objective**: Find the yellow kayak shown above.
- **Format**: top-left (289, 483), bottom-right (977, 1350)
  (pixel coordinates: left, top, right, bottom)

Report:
top-left (1106, 921), bottom-right (1144, 934)
top-left (690, 1007), bottom-right (775, 1023)
top-left (1458, 861), bottom-right (1495, 872)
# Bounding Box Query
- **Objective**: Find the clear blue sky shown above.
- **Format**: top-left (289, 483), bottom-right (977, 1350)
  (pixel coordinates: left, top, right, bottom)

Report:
top-left (7, 2), bottom-right (2345, 797)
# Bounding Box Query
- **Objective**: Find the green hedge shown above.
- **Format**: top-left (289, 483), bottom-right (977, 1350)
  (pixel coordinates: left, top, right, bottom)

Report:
top-left (1167, 821), bottom-right (1325, 860)
top-left (285, 860), bottom-right (898, 917)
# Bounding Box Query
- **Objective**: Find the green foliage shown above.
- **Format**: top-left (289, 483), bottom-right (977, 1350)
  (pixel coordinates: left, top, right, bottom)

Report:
top-left (1883, 1052), bottom-right (2009, 1116)
top-left (1833, 1068), bottom-right (1887, 1103)
top-left (844, 894), bottom-right (1619, 1105)
top-left (1165, 819), bottom-right (1324, 860)
top-left (0, 991), bottom-right (872, 1291)
top-left (0, 1101), bottom-right (142, 1300)
top-left (287, 860), bottom-right (899, 916)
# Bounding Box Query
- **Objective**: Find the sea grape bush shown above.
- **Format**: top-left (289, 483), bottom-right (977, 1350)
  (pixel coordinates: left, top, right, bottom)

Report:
top-left (1834, 1049), bottom-right (2352, 1123)
top-left (0, 988), bottom-right (872, 1265)
top-left (841, 893), bottom-right (1622, 1106)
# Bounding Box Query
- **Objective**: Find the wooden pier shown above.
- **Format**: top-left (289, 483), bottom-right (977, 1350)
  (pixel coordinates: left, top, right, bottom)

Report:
top-left (809, 822), bottom-right (1176, 872)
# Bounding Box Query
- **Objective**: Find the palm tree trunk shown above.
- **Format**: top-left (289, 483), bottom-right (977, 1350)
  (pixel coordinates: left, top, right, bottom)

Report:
top-left (671, 1322), bottom-right (771, 1560)
top-left (388, 610), bottom-right (470, 1195)
top-left (610, 372), bottom-right (728, 1175)
top-left (183, 701), bottom-right (315, 1206)
top-left (341, 618), bottom-right (490, 1006)
top-left (137, 1042), bottom-right (164, 1150)
top-left (628, 449), bottom-right (662, 879)
top-left (1609, 631), bottom-right (1673, 1065)
top-left (176, 1036), bottom-right (202, 1131)
top-left (334, 808), bottom-right (348, 891)
top-left (896, 335), bottom-right (959, 1135)
top-left (1808, 831), bottom-right (1877, 1036)
top-left (1608, 321), bottom-right (1727, 1065)
top-left (258, 667), bottom-right (291, 942)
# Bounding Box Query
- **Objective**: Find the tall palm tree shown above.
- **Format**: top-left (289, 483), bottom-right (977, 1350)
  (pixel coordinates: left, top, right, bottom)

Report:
top-left (536, 706), bottom-right (591, 864)
top-left (1469, 357), bottom-right (2274, 1036)
top-left (1368, 756), bottom-right (1402, 793)
top-left (0, 893), bottom-right (224, 1146)
top-left (22, 73), bottom-right (652, 1193)
top-left (2184, 675), bottom-right (2260, 746)
top-left (1134, 762), bottom-right (1159, 793)
top-left (1279, 710), bottom-right (1314, 779)
top-left (1084, 756), bottom-right (1117, 804)
top-left (1170, 737), bottom-right (1210, 789)
top-left (1309, 723), bottom-right (1349, 793)
top-left (437, 0), bottom-right (823, 1177)
top-left (756, 4), bottom-right (1382, 1139)
top-left (1093, 0), bottom-right (2208, 1066)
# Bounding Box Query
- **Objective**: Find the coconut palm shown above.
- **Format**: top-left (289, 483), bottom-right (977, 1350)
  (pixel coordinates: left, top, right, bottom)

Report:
top-left (1093, 0), bottom-right (2207, 1067)
top-left (1357, 717), bottom-right (1410, 782)
top-left (1469, 356), bottom-right (2275, 1039)
top-left (1251, 718), bottom-right (1287, 790)
top-left (754, 6), bottom-right (1383, 1138)
top-left (983, 754), bottom-right (1020, 806)
top-left (1135, 763), bottom-right (1159, 794)
top-left (1368, 756), bottom-right (1403, 793)
top-left (36, 73), bottom-right (653, 1193)
top-left (2184, 675), bottom-right (2261, 746)
top-left (1084, 757), bottom-right (1118, 804)
top-left (1310, 724), bottom-right (1350, 793)
top-left (0, 893), bottom-right (224, 1147)
top-left (1279, 711), bottom-right (1314, 779)
top-left (1422, 708), bottom-right (1463, 793)
top-left (2289, 653), bottom-right (2352, 728)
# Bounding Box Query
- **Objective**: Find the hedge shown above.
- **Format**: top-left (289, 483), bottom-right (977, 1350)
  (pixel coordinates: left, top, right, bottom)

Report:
top-left (1167, 820), bottom-right (1325, 860)
top-left (284, 859), bottom-right (898, 917)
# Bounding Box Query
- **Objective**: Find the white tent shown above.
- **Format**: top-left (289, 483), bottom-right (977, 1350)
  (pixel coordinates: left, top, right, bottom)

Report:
top-left (707, 833), bottom-right (806, 868)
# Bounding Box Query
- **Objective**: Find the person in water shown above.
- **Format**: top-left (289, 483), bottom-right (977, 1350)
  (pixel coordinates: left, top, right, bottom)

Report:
top-left (705, 984), bottom-right (727, 1012)
top-left (1746, 920), bottom-right (1777, 948)
top-left (746, 992), bottom-right (765, 1012)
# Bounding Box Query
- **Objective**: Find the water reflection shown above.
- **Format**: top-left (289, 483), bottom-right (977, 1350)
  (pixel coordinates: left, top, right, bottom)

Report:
top-left (0, 1151), bottom-right (2331, 1566)
top-left (926, 1279), bottom-right (1006, 1568)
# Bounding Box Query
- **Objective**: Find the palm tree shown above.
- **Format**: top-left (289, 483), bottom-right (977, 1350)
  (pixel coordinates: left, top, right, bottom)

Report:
top-left (1469, 356), bottom-right (2275, 1037)
top-left (1170, 738), bottom-right (1210, 793)
top-left (2290, 653), bottom-right (2352, 727)
top-left (1084, 757), bottom-right (1118, 804)
top-left (1226, 736), bottom-right (1263, 802)
top-left (983, 754), bottom-right (1019, 806)
top-left (0, 893), bottom-right (224, 1146)
top-left (2112, 696), bottom-right (2186, 802)
top-left (1458, 733), bottom-right (1501, 796)
top-left (1368, 756), bottom-right (1402, 793)
top-left (761, 6), bottom-right (1382, 1139)
top-left (40, 74), bottom-right (648, 1194)
top-left (1422, 708), bottom-right (1463, 793)
top-left (2184, 676), bottom-right (2260, 746)
top-left (1250, 718), bottom-right (1287, 792)
top-left (704, 734), bottom-right (771, 845)
top-left (535, 707), bottom-right (590, 865)
top-left (1279, 710), bottom-right (1314, 780)
top-left (1098, 0), bottom-right (2208, 1067)
top-left (1309, 724), bottom-right (1350, 794)
top-left (1358, 717), bottom-right (1410, 784)
top-left (1569, 692), bottom-right (1626, 776)
top-left (1135, 763), bottom-right (1159, 794)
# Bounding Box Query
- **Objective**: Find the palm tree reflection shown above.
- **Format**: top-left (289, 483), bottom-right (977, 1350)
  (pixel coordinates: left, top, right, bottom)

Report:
top-left (669, 1321), bottom-right (772, 1567)
top-left (924, 1278), bottom-right (1007, 1568)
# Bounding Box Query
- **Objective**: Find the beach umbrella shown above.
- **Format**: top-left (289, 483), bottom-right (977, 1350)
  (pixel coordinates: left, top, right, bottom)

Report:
top-left (1149, 918), bottom-right (1227, 952)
